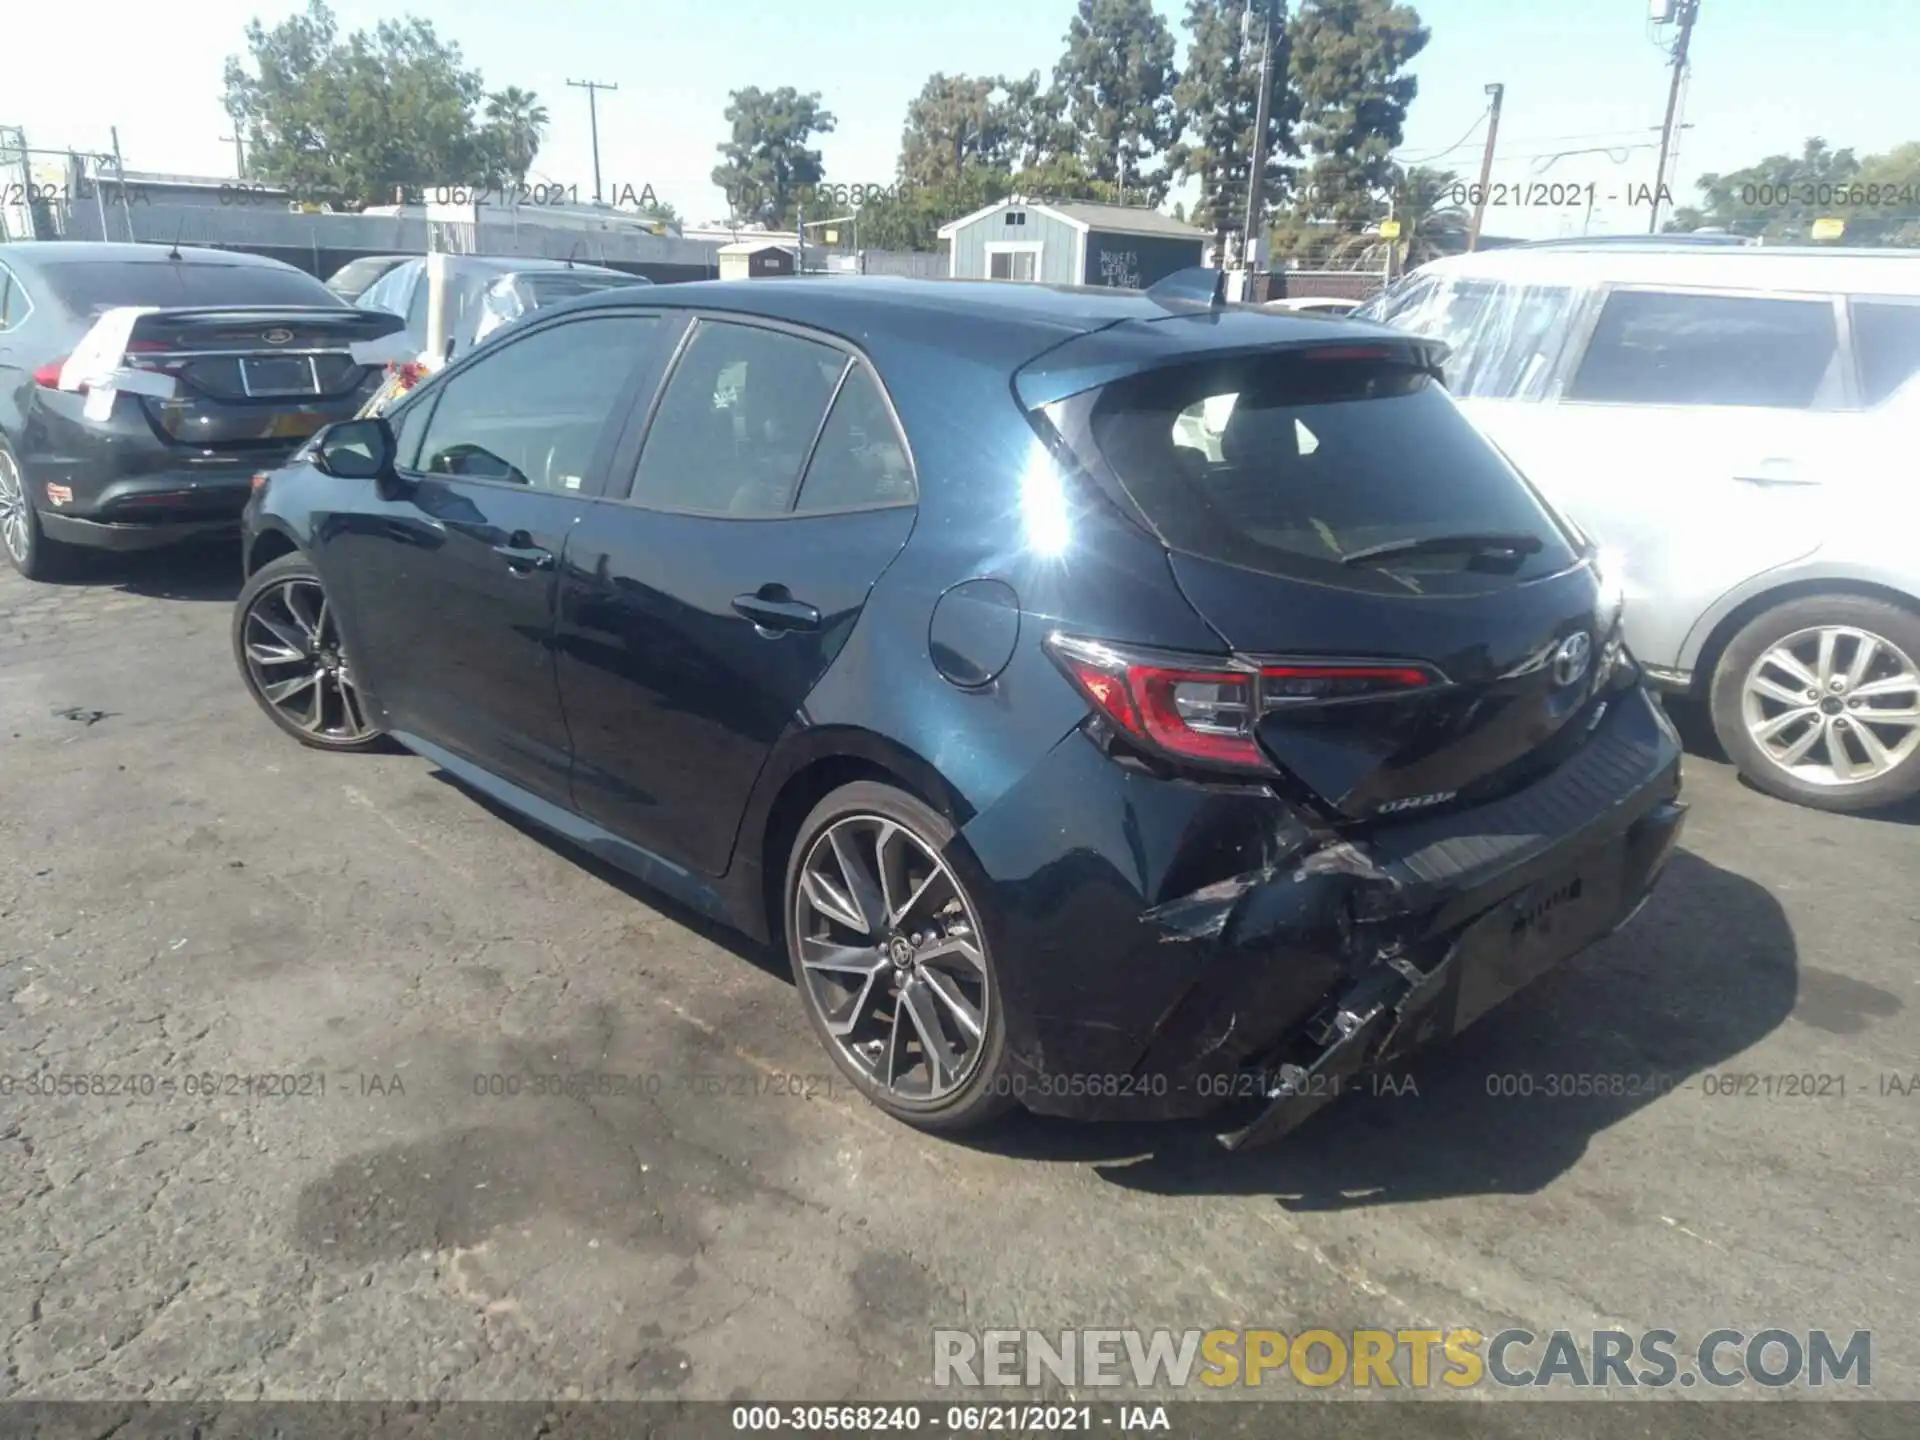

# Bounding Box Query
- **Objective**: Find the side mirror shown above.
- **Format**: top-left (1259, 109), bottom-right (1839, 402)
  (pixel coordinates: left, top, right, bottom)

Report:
top-left (311, 417), bottom-right (396, 480)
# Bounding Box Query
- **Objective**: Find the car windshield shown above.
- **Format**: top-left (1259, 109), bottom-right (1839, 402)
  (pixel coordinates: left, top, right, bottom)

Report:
top-left (39, 261), bottom-right (343, 315)
top-left (515, 271), bottom-right (649, 306)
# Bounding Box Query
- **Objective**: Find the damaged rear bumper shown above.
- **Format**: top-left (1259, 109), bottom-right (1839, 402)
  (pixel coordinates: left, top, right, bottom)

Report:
top-left (955, 686), bottom-right (1685, 1137)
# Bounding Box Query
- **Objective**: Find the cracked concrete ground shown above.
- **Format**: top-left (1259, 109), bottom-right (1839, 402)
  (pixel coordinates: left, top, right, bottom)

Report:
top-left (1, 544), bottom-right (1916, 1429)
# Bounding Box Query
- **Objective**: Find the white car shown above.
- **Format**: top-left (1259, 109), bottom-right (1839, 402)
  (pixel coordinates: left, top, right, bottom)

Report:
top-left (1359, 242), bottom-right (1920, 812)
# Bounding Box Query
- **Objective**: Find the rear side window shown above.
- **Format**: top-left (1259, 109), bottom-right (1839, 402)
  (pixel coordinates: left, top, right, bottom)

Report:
top-left (629, 320), bottom-right (848, 516)
top-left (1369, 277), bottom-right (1582, 401)
top-left (794, 365), bottom-right (915, 512)
top-left (1076, 354), bottom-right (1579, 591)
top-left (38, 261), bottom-right (342, 315)
top-left (1567, 289), bottom-right (1840, 408)
top-left (1850, 299), bottom-right (1920, 407)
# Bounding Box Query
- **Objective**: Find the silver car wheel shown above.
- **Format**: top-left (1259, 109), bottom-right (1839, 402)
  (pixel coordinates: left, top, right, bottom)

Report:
top-left (0, 447), bottom-right (29, 564)
top-left (792, 814), bottom-right (992, 1104)
top-left (240, 577), bottom-right (377, 742)
top-left (1741, 624), bottom-right (1920, 787)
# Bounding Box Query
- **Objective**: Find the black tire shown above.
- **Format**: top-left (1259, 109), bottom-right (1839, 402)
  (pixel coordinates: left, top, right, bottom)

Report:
top-left (782, 780), bottom-right (1016, 1133)
top-left (0, 434), bottom-right (80, 583)
top-left (232, 550), bottom-right (385, 752)
top-left (1710, 593), bottom-right (1920, 813)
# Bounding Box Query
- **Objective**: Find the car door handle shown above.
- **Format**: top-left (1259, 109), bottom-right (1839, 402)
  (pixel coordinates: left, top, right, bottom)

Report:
top-left (732, 590), bottom-right (821, 633)
top-left (492, 534), bottom-right (554, 572)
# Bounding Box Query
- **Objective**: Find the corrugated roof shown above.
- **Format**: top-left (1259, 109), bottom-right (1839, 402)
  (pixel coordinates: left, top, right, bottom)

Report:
top-left (1044, 201), bottom-right (1207, 239)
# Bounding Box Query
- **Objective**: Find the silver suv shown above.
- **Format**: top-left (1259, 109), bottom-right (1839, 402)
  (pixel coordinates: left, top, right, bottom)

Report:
top-left (1361, 242), bottom-right (1920, 813)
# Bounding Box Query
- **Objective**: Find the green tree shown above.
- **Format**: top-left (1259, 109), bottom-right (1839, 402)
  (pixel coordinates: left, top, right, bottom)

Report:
top-left (900, 75), bottom-right (1006, 188)
top-left (1287, 0), bottom-right (1430, 226)
top-left (1169, 0), bottom-right (1298, 246)
top-left (1661, 136), bottom-right (1920, 245)
top-left (1300, 162), bottom-right (1465, 267)
top-left (712, 86), bottom-right (837, 228)
top-left (482, 86), bottom-right (549, 186)
top-left (222, 0), bottom-right (510, 206)
top-left (1052, 0), bottom-right (1182, 202)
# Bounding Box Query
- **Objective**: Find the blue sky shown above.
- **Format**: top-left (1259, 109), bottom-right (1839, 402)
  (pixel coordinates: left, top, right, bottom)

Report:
top-left (11, 0), bottom-right (1915, 237)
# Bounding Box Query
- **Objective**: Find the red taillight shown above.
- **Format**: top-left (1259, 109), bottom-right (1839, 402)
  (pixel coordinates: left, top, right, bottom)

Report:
top-left (33, 357), bottom-right (70, 388)
top-left (1045, 634), bottom-right (1439, 772)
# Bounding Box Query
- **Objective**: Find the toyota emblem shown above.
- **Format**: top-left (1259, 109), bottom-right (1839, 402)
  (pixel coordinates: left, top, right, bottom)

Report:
top-left (1552, 631), bottom-right (1593, 688)
top-left (262, 328), bottom-right (294, 345)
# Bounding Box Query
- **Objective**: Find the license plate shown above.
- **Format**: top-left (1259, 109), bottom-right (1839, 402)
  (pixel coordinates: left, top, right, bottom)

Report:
top-left (241, 356), bottom-right (318, 397)
top-left (1450, 845), bottom-right (1628, 1033)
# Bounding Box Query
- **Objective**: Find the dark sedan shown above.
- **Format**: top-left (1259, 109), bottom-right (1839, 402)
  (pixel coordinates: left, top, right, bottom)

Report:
top-left (231, 272), bottom-right (1686, 1148)
top-left (0, 242), bottom-right (406, 580)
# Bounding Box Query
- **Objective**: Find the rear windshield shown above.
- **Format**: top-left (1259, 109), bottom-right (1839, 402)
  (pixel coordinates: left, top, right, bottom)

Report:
top-left (1079, 354), bottom-right (1580, 590)
top-left (519, 271), bottom-right (649, 306)
top-left (41, 261), bottom-right (342, 316)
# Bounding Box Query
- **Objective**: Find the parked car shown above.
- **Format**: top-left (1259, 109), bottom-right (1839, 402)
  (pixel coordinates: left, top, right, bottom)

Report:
top-left (322, 254), bottom-right (413, 302)
top-left (1263, 296), bottom-right (1361, 317)
top-left (1359, 243), bottom-right (1920, 812)
top-left (355, 255), bottom-right (652, 361)
top-left (231, 271), bottom-right (1684, 1147)
top-left (0, 242), bottom-right (406, 581)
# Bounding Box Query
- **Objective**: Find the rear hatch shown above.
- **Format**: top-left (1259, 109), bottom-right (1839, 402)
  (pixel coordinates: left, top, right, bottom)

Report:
top-left (1026, 321), bottom-right (1628, 822)
top-left (38, 258), bottom-right (404, 449)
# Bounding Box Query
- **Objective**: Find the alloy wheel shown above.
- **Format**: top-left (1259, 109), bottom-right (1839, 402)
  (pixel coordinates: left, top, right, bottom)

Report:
top-left (0, 448), bottom-right (28, 565)
top-left (239, 577), bottom-right (376, 743)
top-left (1741, 624), bottom-right (1920, 787)
top-left (792, 814), bottom-right (992, 1104)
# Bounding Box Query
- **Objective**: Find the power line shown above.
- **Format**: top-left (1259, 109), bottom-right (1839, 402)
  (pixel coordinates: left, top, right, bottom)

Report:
top-left (1397, 104), bottom-right (1491, 164)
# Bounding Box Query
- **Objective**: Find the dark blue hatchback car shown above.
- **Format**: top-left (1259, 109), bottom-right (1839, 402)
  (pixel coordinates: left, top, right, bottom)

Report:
top-left (233, 272), bottom-right (1686, 1148)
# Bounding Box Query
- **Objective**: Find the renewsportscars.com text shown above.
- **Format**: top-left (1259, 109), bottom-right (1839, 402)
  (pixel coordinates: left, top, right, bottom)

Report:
top-left (932, 1328), bottom-right (1872, 1390)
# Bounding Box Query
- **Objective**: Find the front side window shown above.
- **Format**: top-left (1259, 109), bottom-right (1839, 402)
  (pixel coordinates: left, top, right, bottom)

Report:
top-left (1850, 299), bottom-right (1920, 408)
top-left (629, 320), bottom-right (848, 516)
top-left (412, 314), bottom-right (658, 492)
top-left (1567, 288), bottom-right (1841, 408)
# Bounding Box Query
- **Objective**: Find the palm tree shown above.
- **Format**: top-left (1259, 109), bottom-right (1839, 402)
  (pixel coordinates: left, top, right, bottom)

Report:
top-left (484, 87), bottom-right (550, 186)
top-left (1326, 165), bottom-right (1472, 270)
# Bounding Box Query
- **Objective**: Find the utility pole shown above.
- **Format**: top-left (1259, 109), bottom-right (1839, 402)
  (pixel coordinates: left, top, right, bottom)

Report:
top-left (1241, 0), bottom-right (1280, 282)
top-left (567, 78), bottom-right (618, 204)
top-left (1649, 0), bottom-right (1701, 234)
top-left (1467, 83), bottom-right (1504, 252)
top-left (110, 127), bottom-right (134, 243)
top-left (220, 132), bottom-right (245, 179)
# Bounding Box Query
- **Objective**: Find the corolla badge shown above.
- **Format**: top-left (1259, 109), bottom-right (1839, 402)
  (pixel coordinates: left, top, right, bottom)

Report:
top-left (262, 328), bottom-right (295, 345)
top-left (1552, 631), bottom-right (1594, 688)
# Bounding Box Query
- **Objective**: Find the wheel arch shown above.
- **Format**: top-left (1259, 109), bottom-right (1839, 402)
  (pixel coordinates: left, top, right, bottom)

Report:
top-left (1690, 576), bottom-right (1920, 699)
top-left (736, 727), bottom-right (975, 950)
top-left (244, 522), bottom-right (303, 576)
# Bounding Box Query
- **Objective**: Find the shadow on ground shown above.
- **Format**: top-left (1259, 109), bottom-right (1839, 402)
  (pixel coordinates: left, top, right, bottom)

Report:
top-left (961, 846), bottom-right (1805, 1204)
top-left (428, 768), bottom-right (788, 983)
top-left (45, 537), bottom-right (243, 603)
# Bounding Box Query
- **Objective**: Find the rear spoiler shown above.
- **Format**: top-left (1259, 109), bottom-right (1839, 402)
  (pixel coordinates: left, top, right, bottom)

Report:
top-left (51, 305), bottom-right (415, 419)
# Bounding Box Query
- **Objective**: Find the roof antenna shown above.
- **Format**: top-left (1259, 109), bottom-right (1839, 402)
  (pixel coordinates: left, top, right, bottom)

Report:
top-left (167, 216), bottom-right (185, 261)
top-left (565, 241), bottom-right (580, 270)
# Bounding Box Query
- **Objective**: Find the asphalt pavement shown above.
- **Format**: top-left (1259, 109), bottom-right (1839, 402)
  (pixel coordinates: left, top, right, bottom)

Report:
top-left (1, 543), bottom-right (1914, 1428)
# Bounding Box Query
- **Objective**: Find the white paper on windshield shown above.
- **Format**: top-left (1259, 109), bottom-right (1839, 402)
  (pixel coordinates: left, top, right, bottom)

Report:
top-left (349, 332), bottom-right (421, 366)
top-left (59, 306), bottom-right (161, 392)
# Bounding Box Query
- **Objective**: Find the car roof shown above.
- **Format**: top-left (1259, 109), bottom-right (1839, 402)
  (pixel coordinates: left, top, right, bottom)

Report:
top-left (0, 241), bottom-right (298, 272)
top-left (438, 254), bottom-right (628, 277)
top-left (546, 274), bottom-right (1376, 365)
top-left (1407, 243), bottom-right (1920, 297)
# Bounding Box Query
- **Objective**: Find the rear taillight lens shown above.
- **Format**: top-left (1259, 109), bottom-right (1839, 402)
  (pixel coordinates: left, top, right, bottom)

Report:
top-left (33, 357), bottom-right (70, 388)
top-left (1045, 633), bottom-right (1440, 772)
